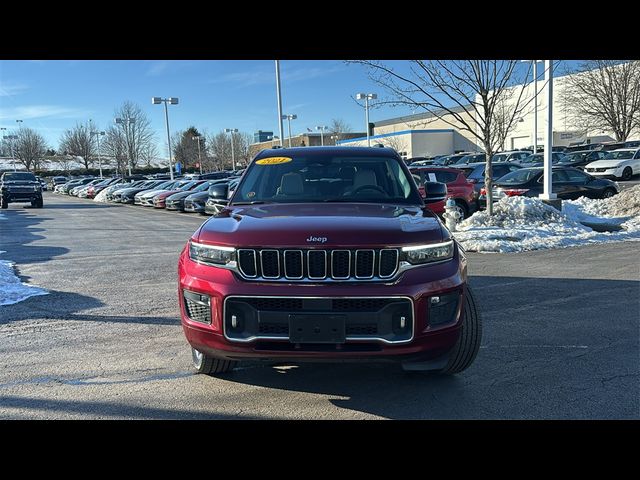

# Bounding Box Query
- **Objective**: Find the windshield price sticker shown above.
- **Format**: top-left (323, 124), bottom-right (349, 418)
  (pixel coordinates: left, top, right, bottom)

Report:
top-left (428, 173), bottom-right (437, 182)
top-left (255, 157), bottom-right (293, 165)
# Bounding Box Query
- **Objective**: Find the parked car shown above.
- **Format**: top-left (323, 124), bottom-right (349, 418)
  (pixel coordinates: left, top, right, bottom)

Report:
top-left (152, 180), bottom-right (205, 208)
top-left (1, 171), bottom-right (44, 209)
top-left (87, 178), bottom-right (123, 199)
top-left (50, 176), bottom-right (69, 189)
top-left (515, 152), bottom-right (566, 167)
top-left (35, 176), bottom-right (48, 191)
top-left (478, 166), bottom-right (619, 207)
top-left (465, 162), bottom-right (522, 205)
top-left (184, 189), bottom-right (212, 214)
top-left (407, 156), bottom-right (436, 166)
top-left (623, 139), bottom-right (640, 148)
top-left (136, 180), bottom-right (184, 206)
top-left (432, 152), bottom-right (475, 166)
top-left (204, 179), bottom-right (240, 215)
top-left (168, 179), bottom-right (227, 212)
top-left (74, 179), bottom-right (103, 197)
top-left (179, 146), bottom-right (481, 376)
top-left (451, 153), bottom-right (486, 167)
top-left (583, 148), bottom-right (640, 180)
top-left (597, 141), bottom-right (627, 152)
top-left (103, 181), bottom-right (140, 201)
top-left (409, 166), bottom-right (477, 218)
top-left (492, 150), bottom-right (532, 163)
top-left (113, 180), bottom-right (165, 203)
top-left (60, 177), bottom-right (95, 194)
top-left (555, 150), bottom-right (608, 170)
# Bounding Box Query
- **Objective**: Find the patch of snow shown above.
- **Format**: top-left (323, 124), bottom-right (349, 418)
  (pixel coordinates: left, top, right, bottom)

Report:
top-left (0, 252), bottom-right (49, 306)
top-left (0, 213), bottom-right (6, 220)
top-left (454, 186), bottom-right (640, 253)
top-left (93, 188), bottom-right (109, 203)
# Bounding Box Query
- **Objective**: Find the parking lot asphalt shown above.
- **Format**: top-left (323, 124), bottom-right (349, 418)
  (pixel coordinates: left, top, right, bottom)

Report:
top-left (0, 192), bottom-right (638, 419)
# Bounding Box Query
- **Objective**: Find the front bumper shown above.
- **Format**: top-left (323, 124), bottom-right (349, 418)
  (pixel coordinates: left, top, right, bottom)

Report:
top-left (178, 244), bottom-right (468, 363)
top-left (585, 167), bottom-right (623, 179)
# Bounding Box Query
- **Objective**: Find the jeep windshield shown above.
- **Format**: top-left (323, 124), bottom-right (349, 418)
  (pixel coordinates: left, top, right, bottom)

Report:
top-left (233, 154), bottom-right (422, 205)
top-left (3, 172), bottom-right (37, 182)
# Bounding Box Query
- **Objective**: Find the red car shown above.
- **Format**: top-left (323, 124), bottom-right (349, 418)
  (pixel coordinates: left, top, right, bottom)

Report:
top-left (153, 180), bottom-right (205, 208)
top-left (410, 167), bottom-right (477, 219)
top-left (178, 147), bottom-right (481, 376)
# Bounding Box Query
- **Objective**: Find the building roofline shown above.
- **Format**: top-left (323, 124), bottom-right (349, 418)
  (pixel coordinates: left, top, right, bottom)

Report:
top-left (337, 129), bottom-right (454, 144)
top-left (372, 105), bottom-right (471, 128)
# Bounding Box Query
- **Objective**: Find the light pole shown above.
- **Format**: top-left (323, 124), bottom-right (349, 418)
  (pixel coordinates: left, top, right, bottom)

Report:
top-left (115, 117), bottom-right (135, 176)
top-left (224, 128), bottom-right (239, 170)
top-left (540, 60), bottom-right (556, 201)
top-left (192, 135), bottom-right (204, 174)
top-left (522, 60), bottom-right (543, 153)
top-left (152, 97), bottom-right (179, 180)
top-left (281, 114), bottom-right (297, 147)
top-left (331, 134), bottom-right (340, 146)
top-left (90, 130), bottom-right (105, 178)
top-left (355, 93), bottom-right (377, 146)
top-left (3, 134), bottom-right (18, 172)
top-left (275, 60), bottom-right (285, 147)
top-left (315, 125), bottom-right (328, 146)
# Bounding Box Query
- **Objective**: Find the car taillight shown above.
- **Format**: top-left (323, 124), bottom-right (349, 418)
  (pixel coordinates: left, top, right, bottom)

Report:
top-left (502, 189), bottom-right (529, 196)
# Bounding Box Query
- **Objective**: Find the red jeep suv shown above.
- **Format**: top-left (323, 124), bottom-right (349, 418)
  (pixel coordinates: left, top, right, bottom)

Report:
top-left (178, 147), bottom-right (481, 375)
top-left (409, 166), bottom-right (477, 219)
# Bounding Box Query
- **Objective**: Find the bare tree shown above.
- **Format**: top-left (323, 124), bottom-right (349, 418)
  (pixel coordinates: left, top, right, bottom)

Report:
top-left (101, 125), bottom-right (128, 175)
top-left (379, 135), bottom-right (409, 156)
top-left (14, 127), bottom-right (48, 171)
top-left (59, 122), bottom-right (96, 171)
top-left (232, 132), bottom-right (253, 167)
top-left (51, 155), bottom-right (75, 174)
top-left (350, 60), bottom-right (536, 215)
top-left (329, 118), bottom-right (352, 143)
top-left (114, 101), bottom-right (158, 169)
top-left (207, 131), bottom-right (232, 171)
top-left (562, 60), bottom-right (640, 142)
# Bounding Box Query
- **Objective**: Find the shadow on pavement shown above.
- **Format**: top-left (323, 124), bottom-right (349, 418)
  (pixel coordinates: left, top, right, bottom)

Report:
top-left (0, 395), bottom-right (256, 419)
top-left (0, 289), bottom-right (179, 326)
top-left (217, 275), bottom-right (639, 419)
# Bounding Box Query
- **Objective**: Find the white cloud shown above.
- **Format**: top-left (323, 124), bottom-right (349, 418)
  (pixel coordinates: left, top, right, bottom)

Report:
top-left (0, 83), bottom-right (28, 97)
top-left (0, 105), bottom-right (89, 121)
top-left (146, 61), bottom-right (170, 76)
top-left (211, 63), bottom-right (345, 87)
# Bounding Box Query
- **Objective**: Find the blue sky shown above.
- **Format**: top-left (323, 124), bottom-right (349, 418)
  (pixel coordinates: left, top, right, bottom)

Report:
top-left (0, 60), bottom-right (579, 154)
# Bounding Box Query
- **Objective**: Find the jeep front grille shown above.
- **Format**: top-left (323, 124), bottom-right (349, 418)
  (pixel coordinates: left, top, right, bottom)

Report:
top-left (237, 248), bottom-right (400, 282)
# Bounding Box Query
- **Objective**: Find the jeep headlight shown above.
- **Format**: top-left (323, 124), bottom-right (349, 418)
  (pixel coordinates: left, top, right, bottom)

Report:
top-left (189, 241), bottom-right (236, 266)
top-left (402, 240), bottom-right (454, 264)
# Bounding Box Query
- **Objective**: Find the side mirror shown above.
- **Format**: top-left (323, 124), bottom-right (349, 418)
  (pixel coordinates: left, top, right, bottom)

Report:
top-left (422, 181), bottom-right (447, 204)
top-left (208, 184), bottom-right (228, 199)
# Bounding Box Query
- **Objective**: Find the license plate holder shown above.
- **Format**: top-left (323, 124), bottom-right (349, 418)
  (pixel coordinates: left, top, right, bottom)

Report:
top-left (289, 314), bottom-right (346, 344)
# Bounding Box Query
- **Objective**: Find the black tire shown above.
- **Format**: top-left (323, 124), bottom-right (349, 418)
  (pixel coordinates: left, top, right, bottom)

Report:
top-left (1, 197), bottom-right (8, 209)
top-left (601, 188), bottom-right (616, 199)
top-left (439, 286), bottom-right (482, 375)
top-left (621, 167), bottom-right (632, 181)
top-left (454, 200), bottom-right (469, 219)
top-left (191, 347), bottom-right (237, 376)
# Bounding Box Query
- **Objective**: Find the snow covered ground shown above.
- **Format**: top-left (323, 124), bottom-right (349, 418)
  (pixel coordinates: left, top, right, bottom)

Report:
top-left (0, 252), bottom-right (49, 306)
top-left (454, 185), bottom-right (640, 253)
top-left (93, 188), bottom-right (109, 203)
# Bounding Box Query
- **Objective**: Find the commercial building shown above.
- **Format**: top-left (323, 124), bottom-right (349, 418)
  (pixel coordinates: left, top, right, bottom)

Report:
top-left (249, 131), bottom-right (366, 158)
top-left (253, 130), bottom-right (274, 143)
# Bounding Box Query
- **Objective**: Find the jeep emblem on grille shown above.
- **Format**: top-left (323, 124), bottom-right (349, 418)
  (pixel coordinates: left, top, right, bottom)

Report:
top-left (306, 236), bottom-right (328, 243)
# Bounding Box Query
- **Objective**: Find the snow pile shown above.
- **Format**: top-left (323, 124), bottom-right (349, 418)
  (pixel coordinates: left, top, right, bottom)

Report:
top-left (93, 188), bottom-right (110, 203)
top-left (0, 252), bottom-right (48, 306)
top-left (454, 187), bottom-right (640, 253)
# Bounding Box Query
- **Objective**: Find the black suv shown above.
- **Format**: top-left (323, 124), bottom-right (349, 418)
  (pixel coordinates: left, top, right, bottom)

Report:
top-left (1, 172), bottom-right (44, 209)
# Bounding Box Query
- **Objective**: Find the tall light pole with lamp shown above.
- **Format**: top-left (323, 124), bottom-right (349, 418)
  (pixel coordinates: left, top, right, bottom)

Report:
top-left (115, 117), bottom-right (135, 176)
top-left (355, 93), bottom-right (377, 146)
top-left (275, 60), bottom-right (285, 147)
top-left (90, 130), bottom-right (106, 178)
top-left (192, 135), bottom-right (204, 174)
top-left (539, 60), bottom-right (556, 202)
top-left (152, 97), bottom-right (179, 180)
top-left (521, 60), bottom-right (543, 153)
top-left (224, 128), bottom-right (239, 170)
top-left (315, 125), bottom-right (328, 146)
top-left (281, 114), bottom-right (297, 147)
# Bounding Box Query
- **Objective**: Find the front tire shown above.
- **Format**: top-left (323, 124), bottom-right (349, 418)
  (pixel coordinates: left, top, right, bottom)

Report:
top-left (454, 200), bottom-right (469, 219)
top-left (191, 347), bottom-right (237, 376)
top-left (621, 167), bottom-right (633, 181)
top-left (601, 188), bottom-right (616, 199)
top-left (1, 196), bottom-right (8, 209)
top-left (439, 286), bottom-right (482, 375)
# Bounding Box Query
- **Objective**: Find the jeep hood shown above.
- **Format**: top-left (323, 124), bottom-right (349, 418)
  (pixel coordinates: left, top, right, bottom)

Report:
top-left (196, 203), bottom-right (444, 248)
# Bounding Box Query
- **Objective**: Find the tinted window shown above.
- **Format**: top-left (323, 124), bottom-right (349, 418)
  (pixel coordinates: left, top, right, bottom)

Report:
top-left (635, 151), bottom-right (640, 159)
top-left (468, 165), bottom-right (485, 180)
top-left (235, 154), bottom-right (421, 205)
top-left (551, 170), bottom-right (569, 182)
top-left (498, 169), bottom-right (541, 184)
top-left (604, 150), bottom-right (634, 160)
top-left (565, 169), bottom-right (589, 182)
top-left (434, 172), bottom-right (458, 184)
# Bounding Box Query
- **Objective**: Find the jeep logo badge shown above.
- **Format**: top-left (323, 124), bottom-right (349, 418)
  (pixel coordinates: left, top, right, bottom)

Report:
top-left (306, 236), bottom-right (328, 243)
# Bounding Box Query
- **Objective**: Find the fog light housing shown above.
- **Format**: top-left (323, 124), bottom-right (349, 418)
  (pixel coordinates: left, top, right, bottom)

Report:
top-left (183, 290), bottom-right (211, 324)
top-left (428, 291), bottom-right (460, 326)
